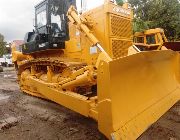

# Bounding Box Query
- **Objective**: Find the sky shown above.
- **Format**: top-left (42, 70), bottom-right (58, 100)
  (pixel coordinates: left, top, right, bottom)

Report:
top-left (0, 0), bottom-right (42, 42)
top-left (0, 0), bottom-right (107, 42)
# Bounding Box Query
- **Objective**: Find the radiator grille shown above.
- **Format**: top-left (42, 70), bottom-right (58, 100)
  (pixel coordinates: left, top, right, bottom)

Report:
top-left (110, 15), bottom-right (132, 38)
top-left (112, 39), bottom-right (132, 59)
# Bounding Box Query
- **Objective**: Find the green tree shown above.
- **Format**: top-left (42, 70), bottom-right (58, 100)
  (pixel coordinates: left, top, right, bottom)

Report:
top-left (0, 33), bottom-right (7, 57)
top-left (116, 0), bottom-right (125, 6)
top-left (129, 0), bottom-right (180, 40)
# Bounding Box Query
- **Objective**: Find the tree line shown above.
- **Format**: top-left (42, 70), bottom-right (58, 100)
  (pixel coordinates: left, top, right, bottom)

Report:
top-left (0, 33), bottom-right (7, 57)
top-left (128, 0), bottom-right (180, 41)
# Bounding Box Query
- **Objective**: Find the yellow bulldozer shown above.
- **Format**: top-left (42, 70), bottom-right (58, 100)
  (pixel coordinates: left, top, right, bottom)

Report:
top-left (133, 28), bottom-right (180, 51)
top-left (12, 0), bottom-right (180, 139)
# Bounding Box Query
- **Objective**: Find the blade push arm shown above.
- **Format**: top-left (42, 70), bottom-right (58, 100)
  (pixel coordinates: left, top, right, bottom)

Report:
top-left (67, 6), bottom-right (112, 67)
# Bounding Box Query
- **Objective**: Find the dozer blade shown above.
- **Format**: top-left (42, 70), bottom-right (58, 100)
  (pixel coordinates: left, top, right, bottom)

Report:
top-left (97, 50), bottom-right (180, 140)
top-left (164, 42), bottom-right (180, 51)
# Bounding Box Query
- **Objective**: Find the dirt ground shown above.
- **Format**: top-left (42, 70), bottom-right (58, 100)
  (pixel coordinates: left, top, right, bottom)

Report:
top-left (0, 68), bottom-right (180, 140)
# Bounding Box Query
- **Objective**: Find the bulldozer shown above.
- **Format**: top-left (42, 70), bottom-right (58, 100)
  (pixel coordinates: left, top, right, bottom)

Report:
top-left (12, 0), bottom-right (180, 139)
top-left (133, 28), bottom-right (180, 51)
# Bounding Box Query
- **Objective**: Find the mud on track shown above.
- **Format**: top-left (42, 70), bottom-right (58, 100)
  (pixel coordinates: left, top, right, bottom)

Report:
top-left (0, 69), bottom-right (180, 140)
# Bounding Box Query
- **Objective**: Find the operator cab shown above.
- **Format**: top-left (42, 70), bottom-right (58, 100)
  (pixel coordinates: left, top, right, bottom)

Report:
top-left (35, 0), bottom-right (69, 40)
top-left (22, 0), bottom-right (76, 54)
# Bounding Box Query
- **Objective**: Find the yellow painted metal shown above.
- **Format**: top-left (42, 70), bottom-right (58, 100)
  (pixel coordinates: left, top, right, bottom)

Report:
top-left (21, 70), bottom-right (92, 117)
top-left (97, 50), bottom-right (180, 139)
top-left (11, 43), bottom-right (32, 64)
top-left (66, 2), bottom-right (133, 64)
top-left (134, 28), bottom-right (168, 50)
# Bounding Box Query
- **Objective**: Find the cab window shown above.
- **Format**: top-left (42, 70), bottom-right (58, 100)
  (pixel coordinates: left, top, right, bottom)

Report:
top-left (146, 35), bottom-right (156, 44)
top-left (161, 33), bottom-right (167, 42)
top-left (135, 37), bottom-right (144, 43)
top-left (36, 5), bottom-right (47, 28)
